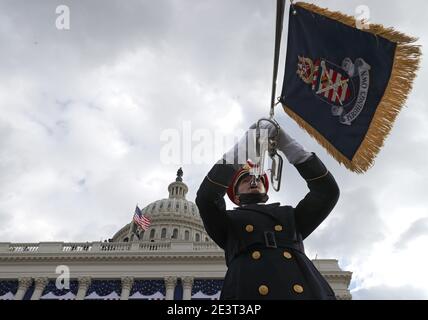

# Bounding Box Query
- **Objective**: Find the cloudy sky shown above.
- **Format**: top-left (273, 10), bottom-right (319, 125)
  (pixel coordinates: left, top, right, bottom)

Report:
top-left (0, 0), bottom-right (427, 299)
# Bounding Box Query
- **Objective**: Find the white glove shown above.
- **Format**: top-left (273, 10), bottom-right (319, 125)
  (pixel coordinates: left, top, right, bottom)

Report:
top-left (252, 119), bottom-right (312, 165)
top-left (220, 119), bottom-right (311, 167)
top-left (221, 125), bottom-right (256, 169)
top-left (278, 129), bottom-right (312, 165)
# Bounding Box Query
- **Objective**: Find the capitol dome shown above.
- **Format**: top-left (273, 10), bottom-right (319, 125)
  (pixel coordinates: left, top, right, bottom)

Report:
top-left (112, 168), bottom-right (211, 243)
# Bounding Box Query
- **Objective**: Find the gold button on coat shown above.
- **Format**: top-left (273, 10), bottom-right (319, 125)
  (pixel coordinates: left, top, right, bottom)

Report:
top-left (245, 224), bottom-right (254, 232)
top-left (293, 284), bottom-right (304, 294)
top-left (251, 251), bottom-right (261, 260)
top-left (283, 251), bottom-right (292, 259)
top-left (258, 285), bottom-right (269, 296)
top-left (274, 225), bottom-right (283, 232)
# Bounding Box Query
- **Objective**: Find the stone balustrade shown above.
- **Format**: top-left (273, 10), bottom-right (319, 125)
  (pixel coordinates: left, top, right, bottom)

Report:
top-left (0, 241), bottom-right (223, 255)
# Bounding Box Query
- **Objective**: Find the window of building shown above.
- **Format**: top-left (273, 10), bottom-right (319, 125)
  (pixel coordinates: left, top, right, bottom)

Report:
top-left (161, 228), bottom-right (167, 239)
top-left (150, 229), bottom-right (156, 239)
top-left (172, 228), bottom-right (178, 239)
top-left (184, 230), bottom-right (190, 241)
top-left (195, 233), bottom-right (200, 242)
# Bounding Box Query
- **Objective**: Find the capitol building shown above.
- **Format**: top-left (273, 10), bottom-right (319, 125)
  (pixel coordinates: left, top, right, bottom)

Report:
top-left (0, 170), bottom-right (352, 300)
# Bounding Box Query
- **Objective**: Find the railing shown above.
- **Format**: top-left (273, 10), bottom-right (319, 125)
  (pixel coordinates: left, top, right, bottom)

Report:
top-left (0, 241), bottom-right (223, 254)
top-left (62, 243), bottom-right (92, 252)
top-left (99, 242), bottom-right (131, 251)
top-left (139, 242), bottom-right (171, 251)
top-left (193, 242), bottom-right (220, 251)
top-left (8, 243), bottom-right (40, 253)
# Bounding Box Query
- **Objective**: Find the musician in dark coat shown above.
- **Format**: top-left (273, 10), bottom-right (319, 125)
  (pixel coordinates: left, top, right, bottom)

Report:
top-left (195, 121), bottom-right (340, 300)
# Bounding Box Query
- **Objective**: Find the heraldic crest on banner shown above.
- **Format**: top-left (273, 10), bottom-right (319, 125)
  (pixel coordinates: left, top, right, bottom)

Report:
top-left (296, 56), bottom-right (371, 125)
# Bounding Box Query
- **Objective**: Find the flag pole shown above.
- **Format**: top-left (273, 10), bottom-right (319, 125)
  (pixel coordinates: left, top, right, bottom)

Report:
top-left (128, 204), bottom-right (139, 241)
top-left (270, 0), bottom-right (287, 119)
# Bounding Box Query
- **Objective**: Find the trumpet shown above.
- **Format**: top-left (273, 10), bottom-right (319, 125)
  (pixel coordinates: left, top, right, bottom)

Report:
top-left (250, 118), bottom-right (284, 192)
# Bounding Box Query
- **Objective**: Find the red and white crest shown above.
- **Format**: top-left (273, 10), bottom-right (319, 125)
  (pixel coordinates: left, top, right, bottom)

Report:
top-left (297, 56), bottom-right (355, 107)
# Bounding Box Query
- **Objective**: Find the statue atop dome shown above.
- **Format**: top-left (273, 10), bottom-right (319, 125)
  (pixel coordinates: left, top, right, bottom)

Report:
top-left (176, 167), bottom-right (183, 182)
top-left (168, 168), bottom-right (188, 200)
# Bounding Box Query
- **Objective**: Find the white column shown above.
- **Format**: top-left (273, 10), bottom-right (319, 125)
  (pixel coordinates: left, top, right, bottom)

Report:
top-left (75, 277), bottom-right (91, 300)
top-left (30, 277), bottom-right (49, 300)
top-left (14, 277), bottom-right (32, 300)
top-left (164, 276), bottom-right (177, 300)
top-left (182, 276), bottom-right (194, 300)
top-left (120, 277), bottom-right (134, 300)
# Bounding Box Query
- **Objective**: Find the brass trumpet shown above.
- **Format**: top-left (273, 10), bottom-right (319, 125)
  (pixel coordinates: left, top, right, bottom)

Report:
top-left (250, 118), bottom-right (284, 192)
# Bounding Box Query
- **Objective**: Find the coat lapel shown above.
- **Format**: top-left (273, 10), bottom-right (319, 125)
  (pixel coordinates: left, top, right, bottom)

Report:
top-left (235, 203), bottom-right (281, 222)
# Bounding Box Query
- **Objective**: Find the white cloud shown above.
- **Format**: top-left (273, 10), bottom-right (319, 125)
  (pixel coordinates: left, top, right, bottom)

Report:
top-left (353, 284), bottom-right (427, 300)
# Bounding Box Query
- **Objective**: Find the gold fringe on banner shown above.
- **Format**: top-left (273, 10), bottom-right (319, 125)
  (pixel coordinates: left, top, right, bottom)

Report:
top-left (282, 2), bottom-right (422, 173)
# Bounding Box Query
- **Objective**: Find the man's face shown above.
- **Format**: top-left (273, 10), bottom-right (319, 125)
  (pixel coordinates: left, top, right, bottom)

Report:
top-left (236, 175), bottom-right (266, 194)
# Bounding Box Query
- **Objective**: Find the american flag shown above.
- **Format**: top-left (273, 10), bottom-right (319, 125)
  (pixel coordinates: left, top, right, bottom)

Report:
top-left (131, 280), bottom-right (165, 296)
top-left (86, 280), bottom-right (121, 297)
top-left (0, 280), bottom-right (18, 297)
top-left (133, 205), bottom-right (151, 231)
top-left (191, 279), bottom-right (223, 296)
top-left (42, 280), bottom-right (79, 296)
